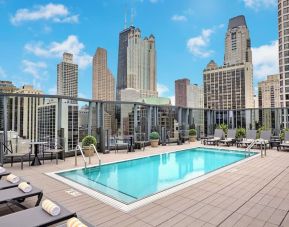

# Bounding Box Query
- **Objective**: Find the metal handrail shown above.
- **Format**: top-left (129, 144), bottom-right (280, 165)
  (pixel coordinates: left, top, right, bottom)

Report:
top-left (245, 140), bottom-right (256, 157)
top-left (75, 145), bottom-right (87, 169)
top-left (89, 144), bottom-right (101, 166)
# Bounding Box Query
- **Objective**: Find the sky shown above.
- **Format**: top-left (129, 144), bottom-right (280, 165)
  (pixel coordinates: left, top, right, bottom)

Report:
top-left (0, 0), bottom-right (278, 104)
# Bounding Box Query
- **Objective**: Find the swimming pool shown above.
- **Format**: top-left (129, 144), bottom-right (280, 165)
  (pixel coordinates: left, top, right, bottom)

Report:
top-left (53, 147), bottom-right (256, 209)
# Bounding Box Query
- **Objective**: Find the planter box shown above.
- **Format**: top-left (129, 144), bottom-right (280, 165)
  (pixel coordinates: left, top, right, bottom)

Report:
top-left (189, 136), bottom-right (196, 142)
top-left (150, 139), bottom-right (159, 148)
top-left (83, 146), bottom-right (94, 157)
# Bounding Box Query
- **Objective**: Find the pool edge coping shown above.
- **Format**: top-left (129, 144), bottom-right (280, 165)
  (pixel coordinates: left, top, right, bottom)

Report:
top-left (45, 146), bottom-right (260, 212)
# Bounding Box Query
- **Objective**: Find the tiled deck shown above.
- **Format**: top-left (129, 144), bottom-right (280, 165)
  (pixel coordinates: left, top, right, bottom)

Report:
top-left (1, 142), bottom-right (289, 227)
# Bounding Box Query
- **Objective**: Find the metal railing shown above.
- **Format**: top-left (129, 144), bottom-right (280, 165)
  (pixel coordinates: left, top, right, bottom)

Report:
top-left (245, 140), bottom-right (256, 157)
top-left (89, 144), bottom-right (101, 166)
top-left (75, 145), bottom-right (87, 169)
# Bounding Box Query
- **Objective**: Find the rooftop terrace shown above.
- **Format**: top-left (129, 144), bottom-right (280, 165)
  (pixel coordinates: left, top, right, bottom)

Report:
top-left (1, 142), bottom-right (289, 227)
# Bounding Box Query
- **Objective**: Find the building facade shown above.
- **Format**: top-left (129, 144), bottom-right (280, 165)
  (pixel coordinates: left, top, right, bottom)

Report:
top-left (278, 0), bottom-right (289, 108)
top-left (116, 26), bottom-right (157, 100)
top-left (92, 48), bottom-right (115, 101)
top-left (258, 74), bottom-right (281, 129)
top-left (57, 53), bottom-right (78, 98)
top-left (203, 15), bottom-right (254, 131)
top-left (224, 15), bottom-right (252, 65)
top-left (37, 101), bottom-right (79, 152)
top-left (10, 85), bottom-right (43, 141)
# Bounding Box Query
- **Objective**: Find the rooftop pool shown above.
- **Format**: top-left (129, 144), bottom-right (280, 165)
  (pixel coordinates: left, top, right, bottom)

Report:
top-left (51, 147), bottom-right (256, 210)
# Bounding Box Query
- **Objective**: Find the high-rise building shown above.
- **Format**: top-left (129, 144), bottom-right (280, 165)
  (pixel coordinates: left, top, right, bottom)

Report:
top-left (37, 101), bottom-right (79, 152)
top-left (116, 26), bottom-right (157, 100)
top-left (278, 0), bottom-right (289, 107)
top-left (204, 15), bottom-right (254, 130)
top-left (175, 78), bottom-right (204, 109)
top-left (92, 48), bottom-right (115, 101)
top-left (10, 85), bottom-right (43, 141)
top-left (0, 81), bottom-right (17, 131)
top-left (258, 74), bottom-right (281, 129)
top-left (224, 15), bottom-right (252, 65)
top-left (57, 53), bottom-right (78, 98)
top-left (258, 74), bottom-right (281, 109)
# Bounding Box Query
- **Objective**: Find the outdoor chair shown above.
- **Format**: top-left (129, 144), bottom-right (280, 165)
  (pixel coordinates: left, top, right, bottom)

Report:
top-left (280, 131), bottom-right (289, 151)
top-left (205, 129), bottom-right (225, 146)
top-left (0, 169), bottom-right (10, 180)
top-left (219, 129), bottom-right (236, 146)
top-left (3, 140), bottom-right (31, 170)
top-left (42, 138), bottom-right (65, 165)
top-left (180, 129), bottom-right (190, 143)
top-left (0, 184), bottom-right (43, 209)
top-left (0, 202), bottom-right (76, 227)
top-left (237, 130), bottom-right (257, 148)
top-left (167, 131), bottom-right (180, 145)
top-left (134, 133), bottom-right (147, 151)
top-left (255, 130), bottom-right (271, 149)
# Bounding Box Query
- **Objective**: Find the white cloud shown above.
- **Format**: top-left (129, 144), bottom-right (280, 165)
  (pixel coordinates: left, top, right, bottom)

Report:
top-left (25, 35), bottom-right (92, 69)
top-left (187, 28), bottom-right (215, 58)
top-left (252, 40), bottom-right (278, 79)
top-left (157, 83), bottom-right (169, 96)
top-left (11, 3), bottom-right (79, 25)
top-left (22, 60), bottom-right (47, 79)
top-left (0, 66), bottom-right (7, 78)
top-left (243, 0), bottom-right (276, 10)
top-left (171, 15), bottom-right (187, 22)
top-left (169, 96), bottom-right (175, 105)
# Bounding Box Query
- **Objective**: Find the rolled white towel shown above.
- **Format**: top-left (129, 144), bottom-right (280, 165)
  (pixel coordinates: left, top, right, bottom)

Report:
top-left (18, 182), bottom-right (32, 193)
top-left (67, 217), bottom-right (88, 227)
top-left (6, 174), bottom-right (20, 184)
top-left (0, 166), bottom-right (6, 174)
top-left (42, 199), bottom-right (61, 216)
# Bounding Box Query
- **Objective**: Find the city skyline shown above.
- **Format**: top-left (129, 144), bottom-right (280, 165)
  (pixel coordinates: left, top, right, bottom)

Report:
top-left (0, 0), bottom-right (278, 103)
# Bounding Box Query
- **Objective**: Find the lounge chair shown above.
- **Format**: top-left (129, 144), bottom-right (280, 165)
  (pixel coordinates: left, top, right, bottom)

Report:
top-left (112, 137), bottom-right (129, 153)
top-left (0, 170), bottom-right (11, 180)
top-left (280, 131), bottom-right (289, 151)
top-left (0, 184), bottom-right (43, 209)
top-left (0, 203), bottom-right (76, 227)
top-left (0, 177), bottom-right (28, 190)
top-left (42, 138), bottom-right (65, 165)
top-left (205, 129), bottom-right (225, 146)
top-left (237, 130), bottom-right (257, 148)
top-left (219, 129), bottom-right (236, 146)
top-left (255, 130), bottom-right (271, 149)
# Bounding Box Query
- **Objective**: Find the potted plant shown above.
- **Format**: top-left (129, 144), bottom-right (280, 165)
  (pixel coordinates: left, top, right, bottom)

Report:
top-left (236, 128), bottom-right (246, 140)
top-left (82, 135), bottom-right (97, 157)
top-left (280, 128), bottom-right (289, 141)
top-left (189, 129), bottom-right (197, 142)
top-left (217, 123), bottom-right (228, 135)
top-left (150, 132), bottom-right (159, 148)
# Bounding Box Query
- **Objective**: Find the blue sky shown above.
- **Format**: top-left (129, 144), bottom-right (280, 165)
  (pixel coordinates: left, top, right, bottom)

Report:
top-left (0, 0), bottom-right (278, 102)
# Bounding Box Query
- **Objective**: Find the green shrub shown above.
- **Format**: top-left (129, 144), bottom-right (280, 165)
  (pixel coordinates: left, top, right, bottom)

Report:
top-left (236, 128), bottom-right (246, 139)
top-left (82, 135), bottom-right (97, 147)
top-left (257, 125), bottom-right (266, 139)
top-left (189, 129), bottom-right (197, 136)
top-left (150, 132), bottom-right (160, 140)
top-left (217, 123), bottom-right (228, 135)
top-left (280, 128), bottom-right (289, 141)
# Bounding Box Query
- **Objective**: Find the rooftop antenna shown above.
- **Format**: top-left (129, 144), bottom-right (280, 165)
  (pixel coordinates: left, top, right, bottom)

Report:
top-left (130, 8), bottom-right (135, 26)
top-left (124, 3), bottom-right (127, 29)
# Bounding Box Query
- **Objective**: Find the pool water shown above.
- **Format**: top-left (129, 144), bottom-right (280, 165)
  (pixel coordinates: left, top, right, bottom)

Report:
top-left (58, 148), bottom-right (253, 204)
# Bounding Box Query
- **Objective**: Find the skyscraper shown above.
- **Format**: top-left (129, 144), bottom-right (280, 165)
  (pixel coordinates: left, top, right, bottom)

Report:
top-left (57, 53), bottom-right (78, 98)
top-left (92, 48), bottom-right (115, 101)
top-left (224, 15), bottom-right (252, 65)
top-left (203, 15), bottom-right (254, 130)
top-left (278, 0), bottom-right (289, 107)
top-left (116, 26), bottom-right (157, 100)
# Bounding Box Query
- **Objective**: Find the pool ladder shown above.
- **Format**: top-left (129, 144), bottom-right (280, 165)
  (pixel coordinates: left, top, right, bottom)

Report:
top-left (74, 144), bottom-right (101, 169)
top-left (245, 140), bottom-right (256, 157)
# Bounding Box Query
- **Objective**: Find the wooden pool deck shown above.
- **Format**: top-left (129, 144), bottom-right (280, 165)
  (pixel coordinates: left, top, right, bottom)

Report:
top-left (1, 142), bottom-right (289, 227)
